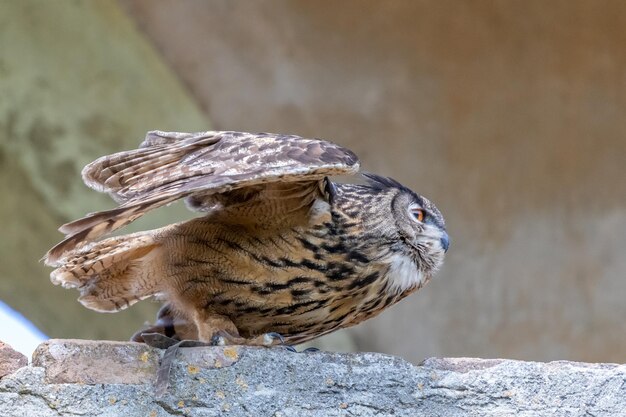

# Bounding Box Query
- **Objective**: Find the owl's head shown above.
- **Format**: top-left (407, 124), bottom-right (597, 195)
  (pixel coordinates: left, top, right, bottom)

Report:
top-left (361, 174), bottom-right (449, 287)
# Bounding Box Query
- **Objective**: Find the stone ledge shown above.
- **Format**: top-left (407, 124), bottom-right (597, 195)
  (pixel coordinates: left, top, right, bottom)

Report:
top-left (0, 339), bottom-right (624, 416)
top-left (0, 341), bottom-right (27, 379)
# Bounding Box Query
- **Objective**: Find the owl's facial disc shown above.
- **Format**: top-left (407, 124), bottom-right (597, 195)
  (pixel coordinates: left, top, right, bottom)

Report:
top-left (394, 193), bottom-right (448, 274)
top-left (407, 202), bottom-right (449, 252)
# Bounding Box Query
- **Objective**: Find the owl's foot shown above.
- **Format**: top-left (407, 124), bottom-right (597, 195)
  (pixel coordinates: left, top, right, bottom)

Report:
top-left (193, 310), bottom-right (287, 347)
top-left (210, 330), bottom-right (286, 347)
top-left (210, 331), bottom-right (319, 353)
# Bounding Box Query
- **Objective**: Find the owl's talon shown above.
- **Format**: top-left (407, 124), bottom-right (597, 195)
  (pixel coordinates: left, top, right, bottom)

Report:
top-left (301, 347), bottom-right (320, 353)
top-left (281, 345), bottom-right (298, 353)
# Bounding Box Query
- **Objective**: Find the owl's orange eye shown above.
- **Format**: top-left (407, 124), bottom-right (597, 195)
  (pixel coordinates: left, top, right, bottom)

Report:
top-left (411, 208), bottom-right (425, 222)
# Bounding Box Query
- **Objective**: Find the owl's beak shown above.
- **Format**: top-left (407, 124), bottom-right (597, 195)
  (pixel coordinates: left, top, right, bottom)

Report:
top-left (440, 232), bottom-right (450, 252)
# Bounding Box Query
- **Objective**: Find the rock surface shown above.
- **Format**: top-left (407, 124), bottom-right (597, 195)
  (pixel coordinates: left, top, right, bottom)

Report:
top-left (0, 340), bottom-right (624, 416)
top-left (0, 341), bottom-right (27, 379)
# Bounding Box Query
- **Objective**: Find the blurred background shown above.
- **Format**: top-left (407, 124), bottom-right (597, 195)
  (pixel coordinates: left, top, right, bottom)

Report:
top-left (0, 1), bottom-right (624, 363)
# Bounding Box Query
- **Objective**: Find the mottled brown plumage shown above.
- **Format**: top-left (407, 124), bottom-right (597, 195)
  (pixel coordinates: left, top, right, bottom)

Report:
top-left (44, 130), bottom-right (449, 346)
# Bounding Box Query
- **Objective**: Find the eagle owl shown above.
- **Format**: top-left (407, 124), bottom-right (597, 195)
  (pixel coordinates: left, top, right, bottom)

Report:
top-left (45, 131), bottom-right (449, 346)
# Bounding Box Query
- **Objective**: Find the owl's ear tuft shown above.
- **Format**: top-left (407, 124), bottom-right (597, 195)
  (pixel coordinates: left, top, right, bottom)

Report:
top-left (362, 173), bottom-right (412, 194)
top-left (362, 173), bottom-right (424, 207)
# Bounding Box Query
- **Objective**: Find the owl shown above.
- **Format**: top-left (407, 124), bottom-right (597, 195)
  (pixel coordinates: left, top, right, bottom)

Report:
top-left (45, 130), bottom-right (449, 347)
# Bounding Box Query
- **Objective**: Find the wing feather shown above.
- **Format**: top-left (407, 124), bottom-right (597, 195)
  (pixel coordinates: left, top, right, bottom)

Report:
top-left (45, 130), bottom-right (359, 264)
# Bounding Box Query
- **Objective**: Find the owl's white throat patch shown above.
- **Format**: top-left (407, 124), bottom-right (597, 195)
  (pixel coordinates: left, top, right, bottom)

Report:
top-left (385, 253), bottom-right (425, 294)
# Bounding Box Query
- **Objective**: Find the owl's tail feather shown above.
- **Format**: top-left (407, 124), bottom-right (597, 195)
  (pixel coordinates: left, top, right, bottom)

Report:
top-left (48, 231), bottom-right (162, 312)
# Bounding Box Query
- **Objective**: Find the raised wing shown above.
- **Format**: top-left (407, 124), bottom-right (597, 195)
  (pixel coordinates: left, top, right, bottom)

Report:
top-left (45, 130), bottom-right (359, 264)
